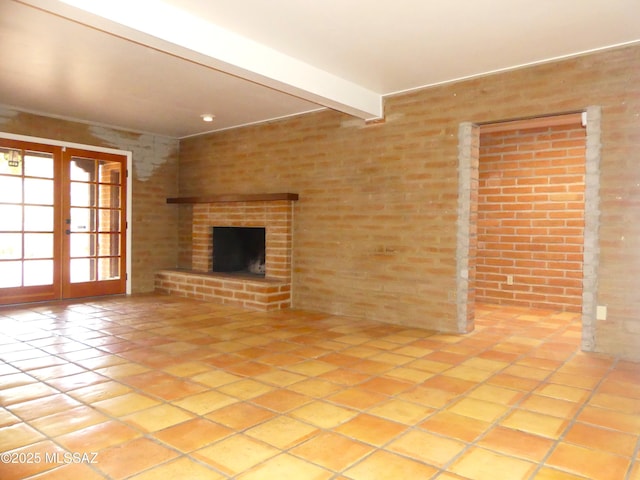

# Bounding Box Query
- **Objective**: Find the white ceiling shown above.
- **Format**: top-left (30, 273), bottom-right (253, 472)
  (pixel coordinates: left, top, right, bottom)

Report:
top-left (1, 0), bottom-right (639, 138)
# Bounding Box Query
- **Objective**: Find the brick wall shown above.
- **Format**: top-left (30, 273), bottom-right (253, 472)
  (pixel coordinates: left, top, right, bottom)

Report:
top-left (178, 44), bottom-right (640, 359)
top-left (0, 107), bottom-right (180, 293)
top-left (3, 43), bottom-right (640, 360)
top-left (477, 123), bottom-right (586, 311)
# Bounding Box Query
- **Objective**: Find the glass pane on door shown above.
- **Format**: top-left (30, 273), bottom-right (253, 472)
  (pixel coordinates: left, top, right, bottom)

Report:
top-left (24, 259), bottom-right (53, 286)
top-left (0, 148), bottom-right (56, 291)
top-left (68, 156), bottom-right (123, 285)
top-left (0, 261), bottom-right (22, 288)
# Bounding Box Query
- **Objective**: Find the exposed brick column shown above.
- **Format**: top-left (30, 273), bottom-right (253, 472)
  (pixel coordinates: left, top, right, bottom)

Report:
top-left (582, 106), bottom-right (602, 351)
top-left (457, 122), bottom-right (479, 333)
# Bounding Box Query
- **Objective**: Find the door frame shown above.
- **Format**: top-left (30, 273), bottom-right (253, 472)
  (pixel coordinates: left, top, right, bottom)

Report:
top-left (1, 132), bottom-right (133, 295)
top-left (455, 107), bottom-right (601, 353)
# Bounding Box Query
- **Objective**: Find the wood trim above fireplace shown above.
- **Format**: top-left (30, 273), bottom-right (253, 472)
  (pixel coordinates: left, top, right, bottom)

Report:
top-left (166, 193), bottom-right (298, 204)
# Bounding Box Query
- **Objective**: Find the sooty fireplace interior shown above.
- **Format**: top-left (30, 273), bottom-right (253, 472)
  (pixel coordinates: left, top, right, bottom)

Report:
top-left (212, 227), bottom-right (266, 276)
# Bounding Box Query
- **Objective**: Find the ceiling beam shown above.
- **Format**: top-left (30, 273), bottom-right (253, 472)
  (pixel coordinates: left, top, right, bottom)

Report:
top-left (19, 0), bottom-right (383, 121)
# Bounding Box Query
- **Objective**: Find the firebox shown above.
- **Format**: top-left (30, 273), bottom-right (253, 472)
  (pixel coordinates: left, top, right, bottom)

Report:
top-left (212, 227), bottom-right (265, 276)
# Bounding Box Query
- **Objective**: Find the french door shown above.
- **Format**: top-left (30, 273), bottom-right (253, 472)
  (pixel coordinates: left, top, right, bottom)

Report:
top-left (0, 139), bottom-right (127, 305)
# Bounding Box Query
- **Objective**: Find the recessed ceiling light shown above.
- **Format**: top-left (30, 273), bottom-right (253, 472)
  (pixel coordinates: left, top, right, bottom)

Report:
top-left (201, 114), bottom-right (215, 122)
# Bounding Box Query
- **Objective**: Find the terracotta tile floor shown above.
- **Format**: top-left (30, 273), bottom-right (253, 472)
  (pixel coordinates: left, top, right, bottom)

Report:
top-left (0, 295), bottom-right (639, 480)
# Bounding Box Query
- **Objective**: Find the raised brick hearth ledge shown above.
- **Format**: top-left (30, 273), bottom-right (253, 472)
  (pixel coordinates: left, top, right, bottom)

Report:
top-left (155, 269), bottom-right (291, 311)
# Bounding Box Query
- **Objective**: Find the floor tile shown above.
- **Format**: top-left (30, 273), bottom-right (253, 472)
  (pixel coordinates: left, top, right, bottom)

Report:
top-left (546, 443), bottom-right (631, 480)
top-left (447, 397), bottom-right (510, 423)
top-left (251, 388), bottom-right (312, 412)
top-left (384, 365), bottom-right (435, 383)
top-left (368, 351), bottom-right (413, 366)
top-left (359, 376), bottom-right (413, 396)
top-left (536, 383), bottom-right (590, 403)
top-left (0, 408), bottom-right (21, 427)
top-left (335, 414), bottom-right (407, 446)
top-left (28, 364), bottom-right (87, 381)
top-left (95, 437), bottom-right (180, 479)
top-left (291, 431), bottom-right (373, 471)
top-left (190, 369), bottom-right (243, 388)
top-left (290, 400), bottom-right (357, 428)
top-left (18, 462), bottom-right (106, 480)
top-left (55, 419), bottom-right (141, 451)
top-left (238, 453), bottom-right (332, 480)
top-left (420, 411), bottom-right (491, 442)
top-left (576, 405), bottom-right (640, 434)
top-left (598, 378), bottom-right (640, 400)
top-left (218, 379), bottom-right (275, 400)
top-left (500, 409), bottom-right (568, 439)
top-left (478, 426), bottom-right (554, 462)
top-left (0, 372), bottom-right (38, 389)
top-left (95, 362), bottom-right (150, 379)
top-left (44, 371), bottom-right (108, 392)
top-left (205, 402), bottom-right (276, 430)
top-left (173, 390), bottom-right (237, 415)
top-left (503, 365), bottom-right (551, 381)
top-left (162, 361), bottom-right (211, 377)
top-left (467, 384), bottom-right (523, 405)
top-left (227, 362), bottom-right (271, 377)
top-left (547, 371), bottom-right (601, 390)
top-left (0, 422), bottom-right (46, 451)
top-left (127, 457), bottom-right (224, 480)
top-left (318, 368), bottom-right (369, 386)
top-left (421, 375), bottom-right (477, 395)
top-left (0, 382), bottom-right (59, 406)
top-left (462, 356), bottom-right (509, 372)
top-left (154, 418), bottom-right (233, 452)
top-left (408, 355), bottom-right (459, 371)
top-left (285, 360), bottom-right (338, 376)
top-left (488, 373), bottom-right (542, 391)
top-left (397, 385), bottom-right (458, 408)
top-left (66, 379), bottom-right (131, 403)
top-left (562, 422), bottom-right (637, 457)
top-left (367, 398), bottom-right (433, 424)
top-left (588, 391), bottom-right (640, 414)
top-left (532, 466), bottom-right (591, 479)
top-left (343, 449), bottom-right (438, 480)
top-left (254, 369), bottom-right (306, 387)
top-left (444, 365), bottom-right (495, 383)
top-left (92, 392), bottom-right (160, 416)
top-left (122, 404), bottom-right (194, 432)
top-left (194, 434), bottom-right (278, 475)
top-left (6, 393), bottom-right (80, 420)
top-left (387, 430), bottom-right (466, 467)
top-left (0, 440), bottom-right (66, 480)
top-left (519, 394), bottom-right (580, 418)
top-left (245, 415), bottom-right (318, 449)
top-left (449, 446), bottom-right (537, 480)
top-left (29, 405), bottom-right (108, 437)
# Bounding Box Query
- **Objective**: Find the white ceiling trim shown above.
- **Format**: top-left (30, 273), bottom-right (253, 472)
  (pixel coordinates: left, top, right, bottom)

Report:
top-left (20, 0), bottom-right (384, 122)
top-left (382, 39), bottom-right (640, 99)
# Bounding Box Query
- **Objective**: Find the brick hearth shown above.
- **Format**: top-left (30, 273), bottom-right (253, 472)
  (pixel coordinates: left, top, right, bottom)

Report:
top-left (156, 198), bottom-right (295, 310)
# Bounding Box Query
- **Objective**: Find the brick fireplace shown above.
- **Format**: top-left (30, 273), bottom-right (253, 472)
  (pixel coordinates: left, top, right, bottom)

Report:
top-left (155, 194), bottom-right (297, 310)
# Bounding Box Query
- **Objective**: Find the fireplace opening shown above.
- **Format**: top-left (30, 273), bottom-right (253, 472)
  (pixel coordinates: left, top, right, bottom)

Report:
top-left (212, 227), bottom-right (265, 277)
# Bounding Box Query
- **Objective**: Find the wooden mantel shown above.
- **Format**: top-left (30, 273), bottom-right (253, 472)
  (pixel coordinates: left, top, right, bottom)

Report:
top-left (166, 193), bottom-right (298, 204)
